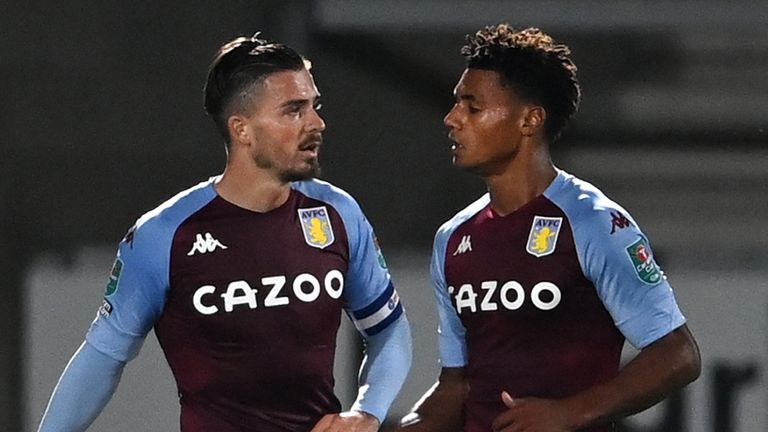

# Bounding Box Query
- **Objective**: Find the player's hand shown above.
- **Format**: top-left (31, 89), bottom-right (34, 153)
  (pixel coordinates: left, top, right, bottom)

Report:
top-left (491, 391), bottom-right (575, 432)
top-left (310, 410), bottom-right (381, 432)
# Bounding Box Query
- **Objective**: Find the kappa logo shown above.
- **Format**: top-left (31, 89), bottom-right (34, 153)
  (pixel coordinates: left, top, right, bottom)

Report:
top-left (453, 235), bottom-right (472, 256)
top-left (187, 232), bottom-right (228, 256)
top-left (610, 211), bottom-right (633, 234)
top-left (526, 216), bottom-right (562, 257)
top-left (298, 206), bottom-right (335, 249)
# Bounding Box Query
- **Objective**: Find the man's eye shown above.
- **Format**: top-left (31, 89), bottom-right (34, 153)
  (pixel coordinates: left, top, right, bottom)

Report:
top-left (468, 106), bottom-right (480, 114)
top-left (314, 103), bottom-right (323, 111)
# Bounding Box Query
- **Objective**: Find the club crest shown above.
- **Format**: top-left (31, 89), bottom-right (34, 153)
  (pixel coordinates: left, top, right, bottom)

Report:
top-left (298, 206), bottom-right (335, 249)
top-left (526, 216), bottom-right (563, 257)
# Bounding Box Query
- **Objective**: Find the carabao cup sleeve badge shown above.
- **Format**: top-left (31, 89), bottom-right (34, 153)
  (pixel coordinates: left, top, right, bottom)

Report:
top-left (298, 206), bottom-right (335, 249)
top-left (625, 236), bottom-right (663, 284)
top-left (105, 258), bottom-right (123, 296)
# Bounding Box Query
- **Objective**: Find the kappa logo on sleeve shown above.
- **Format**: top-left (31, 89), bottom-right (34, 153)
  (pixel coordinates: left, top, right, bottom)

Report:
top-left (625, 236), bottom-right (664, 284)
top-left (104, 258), bottom-right (123, 296)
top-left (123, 225), bottom-right (136, 248)
top-left (609, 211), bottom-right (633, 234)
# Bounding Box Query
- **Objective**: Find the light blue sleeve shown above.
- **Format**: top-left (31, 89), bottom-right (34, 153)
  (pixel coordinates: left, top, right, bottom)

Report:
top-left (295, 180), bottom-right (403, 336)
top-left (550, 177), bottom-right (686, 349)
top-left (86, 180), bottom-right (216, 362)
top-left (432, 223), bottom-right (468, 367)
top-left (351, 315), bottom-right (413, 422)
top-left (85, 215), bottom-right (173, 362)
top-left (37, 341), bottom-right (125, 432)
top-left (294, 180), bottom-right (410, 419)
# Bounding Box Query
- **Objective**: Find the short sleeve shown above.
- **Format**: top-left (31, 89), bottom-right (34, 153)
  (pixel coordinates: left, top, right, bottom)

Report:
top-left (432, 224), bottom-right (468, 367)
top-left (576, 211), bottom-right (686, 349)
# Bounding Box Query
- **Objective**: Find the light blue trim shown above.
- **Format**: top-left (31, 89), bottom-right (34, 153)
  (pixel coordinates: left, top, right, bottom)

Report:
top-left (86, 178), bottom-right (218, 362)
top-left (544, 169), bottom-right (686, 349)
top-left (351, 315), bottom-right (412, 422)
top-left (293, 179), bottom-right (394, 319)
top-left (431, 194), bottom-right (490, 367)
top-left (37, 341), bottom-right (125, 432)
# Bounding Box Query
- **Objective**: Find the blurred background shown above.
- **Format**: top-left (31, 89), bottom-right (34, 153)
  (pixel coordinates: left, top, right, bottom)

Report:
top-left (3, 1), bottom-right (767, 431)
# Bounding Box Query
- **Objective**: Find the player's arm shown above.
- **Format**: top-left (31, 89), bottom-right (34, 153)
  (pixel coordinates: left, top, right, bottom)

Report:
top-left (313, 199), bottom-right (412, 432)
top-left (392, 366), bottom-right (468, 432)
top-left (37, 341), bottom-right (126, 432)
top-left (313, 311), bottom-right (412, 432)
top-left (392, 227), bottom-right (468, 432)
top-left (351, 312), bottom-right (413, 422)
top-left (493, 210), bottom-right (701, 431)
top-left (37, 222), bottom-right (169, 431)
top-left (562, 324), bottom-right (699, 429)
top-left (491, 324), bottom-right (700, 431)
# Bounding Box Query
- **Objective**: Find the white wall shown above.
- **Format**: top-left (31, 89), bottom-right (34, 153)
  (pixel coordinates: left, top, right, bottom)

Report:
top-left (25, 248), bottom-right (767, 431)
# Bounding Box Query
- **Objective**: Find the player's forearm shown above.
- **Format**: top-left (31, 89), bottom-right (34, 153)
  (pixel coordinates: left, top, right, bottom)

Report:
top-left (394, 367), bottom-right (467, 432)
top-left (38, 341), bottom-right (125, 432)
top-left (352, 315), bottom-right (413, 422)
top-left (564, 325), bottom-right (701, 429)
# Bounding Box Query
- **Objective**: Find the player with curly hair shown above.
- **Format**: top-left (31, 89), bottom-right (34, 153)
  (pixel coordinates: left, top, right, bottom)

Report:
top-left (394, 24), bottom-right (700, 432)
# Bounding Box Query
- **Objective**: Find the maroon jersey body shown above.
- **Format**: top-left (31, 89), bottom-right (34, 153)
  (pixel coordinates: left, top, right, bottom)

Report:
top-left (432, 171), bottom-right (685, 432)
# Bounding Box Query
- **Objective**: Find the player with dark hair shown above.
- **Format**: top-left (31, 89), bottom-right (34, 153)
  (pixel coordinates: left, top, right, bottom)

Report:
top-left (38, 34), bottom-right (411, 432)
top-left (394, 25), bottom-right (700, 432)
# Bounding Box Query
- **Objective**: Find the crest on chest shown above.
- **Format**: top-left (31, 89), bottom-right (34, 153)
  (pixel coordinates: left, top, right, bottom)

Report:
top-left (298, 206), bottom-right (335, 249)
top-left (526, 216), bottom-right (563, 257)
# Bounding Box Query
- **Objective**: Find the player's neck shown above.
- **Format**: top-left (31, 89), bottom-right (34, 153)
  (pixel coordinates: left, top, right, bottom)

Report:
top-left (215, 160), bottom-right (291, 213)
top-left (485, 147), bottom-right (556, 217)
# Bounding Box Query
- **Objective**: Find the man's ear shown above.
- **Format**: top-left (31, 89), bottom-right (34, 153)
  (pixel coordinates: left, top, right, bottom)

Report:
top-left (228, 114), bottom-right (250, 145)
top-left (520, 106), bottom-right (546, 137)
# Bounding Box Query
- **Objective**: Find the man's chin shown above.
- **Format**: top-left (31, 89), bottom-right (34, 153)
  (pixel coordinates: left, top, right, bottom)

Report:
top-left (281, 163), bottom-right (321, 182)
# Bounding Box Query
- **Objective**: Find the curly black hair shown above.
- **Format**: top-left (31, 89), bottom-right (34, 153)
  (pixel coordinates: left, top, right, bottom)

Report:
top-left (203, 33), bottom-right (310, 142)
top-left (462, 24), bottom-right (580, 142)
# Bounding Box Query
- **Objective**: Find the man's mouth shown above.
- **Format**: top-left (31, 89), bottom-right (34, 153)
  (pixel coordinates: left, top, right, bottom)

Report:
top-left (299, 137), bottom-right (322, 155)
top-left (449, 137), bottom-right (464, 152)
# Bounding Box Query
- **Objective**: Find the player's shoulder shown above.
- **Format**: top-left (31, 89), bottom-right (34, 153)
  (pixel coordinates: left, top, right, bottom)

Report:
top-left (126, 177), bottom-right (219, 245)
top-left (292, 178), bottom-right (363, 217)
top-left (435, 193), bottom-right (490, 240)
top-left (544, 169), bottom-right (635, 229)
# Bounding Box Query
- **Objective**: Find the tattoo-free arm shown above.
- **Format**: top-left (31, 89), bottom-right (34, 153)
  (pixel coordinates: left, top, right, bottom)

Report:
top-left (491, 325), bottom-right (701, 431)
top-left (37, 341), bottom-right (126, 432)
top-left (393, 367), bottom-right (468, 432)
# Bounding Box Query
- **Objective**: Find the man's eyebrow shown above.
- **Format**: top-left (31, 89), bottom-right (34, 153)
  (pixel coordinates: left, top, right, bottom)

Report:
top-left (280, 96), bottom-right (320, 109)
top-left (280, 99), bottom-right (308, 109)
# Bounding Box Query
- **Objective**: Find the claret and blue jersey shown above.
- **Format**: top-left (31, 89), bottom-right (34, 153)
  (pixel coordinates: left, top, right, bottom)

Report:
top-left (431, 169), bottom-right (686, 432)
top-left (86, 176), bottom-right (403, 432)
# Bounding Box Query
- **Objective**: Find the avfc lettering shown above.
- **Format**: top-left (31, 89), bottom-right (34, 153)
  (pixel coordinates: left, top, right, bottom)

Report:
top-left (298, 206), bottom-right (335, 249)
top-left (449, 280), bottom-right (562, 314)
top-left (193, 269), bottom-right (344, 315)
